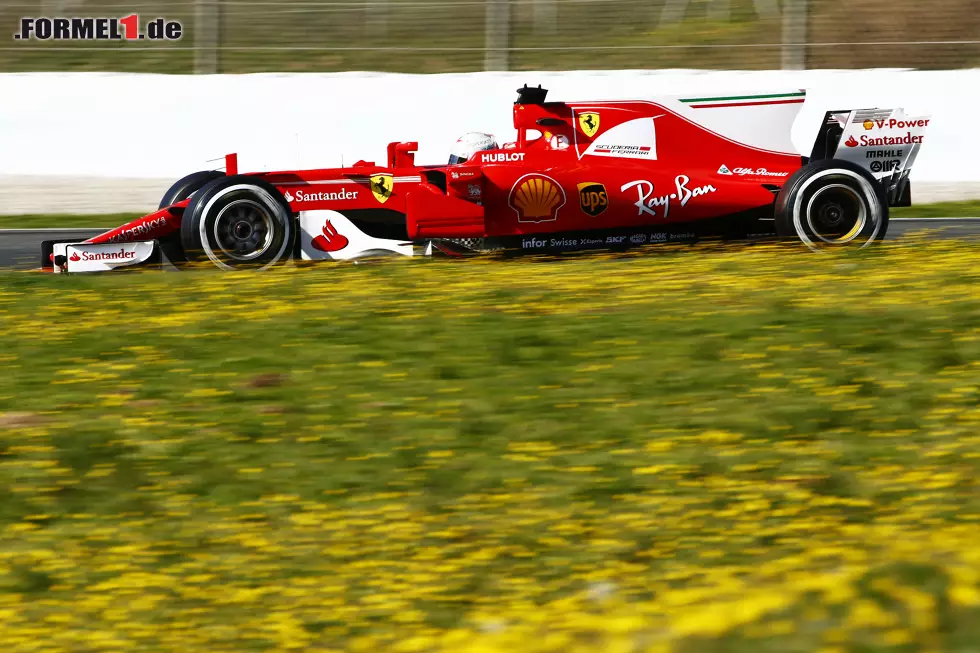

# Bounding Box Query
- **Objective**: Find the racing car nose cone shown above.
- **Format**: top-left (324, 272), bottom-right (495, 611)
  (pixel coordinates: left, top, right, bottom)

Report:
top-left (234, 221), bottom-right (254, 239)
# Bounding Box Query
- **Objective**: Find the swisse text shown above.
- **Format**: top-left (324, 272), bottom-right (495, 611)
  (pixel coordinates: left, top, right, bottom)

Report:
top-left (480, 152), bottom-right (525, 163)
top-left (107, 216), bottom-right (168, 243)
top-left (620, 175), bottom-right (717, 219)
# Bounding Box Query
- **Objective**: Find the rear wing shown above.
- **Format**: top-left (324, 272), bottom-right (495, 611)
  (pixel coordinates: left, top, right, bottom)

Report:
top-left (810, 108), bottom-right (930, 207)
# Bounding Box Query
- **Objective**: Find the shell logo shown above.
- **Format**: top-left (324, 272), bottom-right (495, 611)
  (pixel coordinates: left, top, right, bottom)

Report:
top-left (863, 119), bottom-right (875, 130)
top-left (508, 173), bottom-right (566, 223)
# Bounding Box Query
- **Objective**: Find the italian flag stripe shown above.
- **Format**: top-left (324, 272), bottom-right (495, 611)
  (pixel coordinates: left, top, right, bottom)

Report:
top-left (688, 98), bottom-right (806, 109)
top-left (681, 91), bottom-right (806, 108)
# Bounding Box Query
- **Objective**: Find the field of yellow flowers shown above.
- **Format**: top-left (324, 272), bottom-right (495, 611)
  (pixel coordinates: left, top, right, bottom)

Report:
top-left (1, 239), bottom-right (979, 652)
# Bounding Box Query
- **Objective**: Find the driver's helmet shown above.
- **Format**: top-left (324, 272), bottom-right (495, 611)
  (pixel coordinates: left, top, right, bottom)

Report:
top-left (449, 132), bottom-right (498, 164)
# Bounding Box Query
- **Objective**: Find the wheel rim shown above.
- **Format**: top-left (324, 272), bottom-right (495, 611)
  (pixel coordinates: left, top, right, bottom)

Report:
top-left (805, 184), bottom-right (867, 244)
top-left (213, 199), bottom-right (275, 261)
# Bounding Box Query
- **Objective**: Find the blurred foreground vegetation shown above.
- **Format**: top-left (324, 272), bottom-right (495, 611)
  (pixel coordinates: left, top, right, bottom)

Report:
top-left (1, 241), bottom-right (980, 650)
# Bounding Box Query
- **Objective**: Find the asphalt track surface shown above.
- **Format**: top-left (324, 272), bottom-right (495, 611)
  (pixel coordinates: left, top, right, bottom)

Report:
top-left (1, 219), bottom-right (979, 270)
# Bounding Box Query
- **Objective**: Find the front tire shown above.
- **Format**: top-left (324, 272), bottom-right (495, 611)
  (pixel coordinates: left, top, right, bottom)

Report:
top-left (157, 170), bottom-right (226, 263)
top-left (181, 176), bottom-right (294, 270)
top-left (774, 159), bottom-right (888, 251)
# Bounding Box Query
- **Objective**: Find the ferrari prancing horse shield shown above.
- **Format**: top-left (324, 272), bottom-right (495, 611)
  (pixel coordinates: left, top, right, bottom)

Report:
top-left (578, 112), bottom-right (600, 138)
top-left (371, 173), bottom-right (394, 204)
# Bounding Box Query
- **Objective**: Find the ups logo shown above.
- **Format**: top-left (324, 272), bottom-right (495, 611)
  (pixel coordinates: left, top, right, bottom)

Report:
top-left (577, 182), bottom-right (608, 217)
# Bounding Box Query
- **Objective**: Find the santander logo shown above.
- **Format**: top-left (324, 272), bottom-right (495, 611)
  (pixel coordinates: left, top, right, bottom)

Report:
top-left (69, 252), bottom-right (81, 262)
top-left (311, 218), bottom-right (349, 252)
top-left (78, 249), bottom-right (138, 262)
top-left (845, 135), bottom-right (859, 148)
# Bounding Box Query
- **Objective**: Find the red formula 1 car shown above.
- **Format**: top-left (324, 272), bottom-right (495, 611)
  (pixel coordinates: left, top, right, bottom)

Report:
top-left (43, 85), bottom-right (930, 273)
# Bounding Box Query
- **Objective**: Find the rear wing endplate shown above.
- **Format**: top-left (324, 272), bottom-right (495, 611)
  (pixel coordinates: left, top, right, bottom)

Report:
top-left (810, 108), bottom-right (930, 207)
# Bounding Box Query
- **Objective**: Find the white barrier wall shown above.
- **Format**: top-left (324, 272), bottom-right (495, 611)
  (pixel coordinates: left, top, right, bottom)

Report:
top-left (0, 69), bottom-right (978, 214)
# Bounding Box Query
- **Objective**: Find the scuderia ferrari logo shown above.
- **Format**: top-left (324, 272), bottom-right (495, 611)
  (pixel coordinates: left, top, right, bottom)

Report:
top-left (578, 112), bottom-right (600, 138)
top-left (371, 173), bottom-right (393, 204)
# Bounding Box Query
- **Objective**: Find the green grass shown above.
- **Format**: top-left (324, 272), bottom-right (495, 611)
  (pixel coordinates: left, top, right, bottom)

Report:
top-left (0, 200), bottom-right (976, 231)
top-left (0, 243), bottom-right (980, 649)
top-left (0, 213), bottom-right (139, 230)
top-left (892, 200), bottom-right (980, 219)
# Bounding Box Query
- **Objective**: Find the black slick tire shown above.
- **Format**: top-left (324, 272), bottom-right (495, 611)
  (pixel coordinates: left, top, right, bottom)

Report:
top-left (157, 170), bottom-right (226, 263)
top-left (774, 159), bottom-right (888, 251)
top-left (180, 176), bottom-right (294, 270)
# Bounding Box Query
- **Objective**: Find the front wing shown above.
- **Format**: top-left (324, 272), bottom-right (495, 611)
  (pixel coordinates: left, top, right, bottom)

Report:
top-left (44, 240), bottom-right (172, 274)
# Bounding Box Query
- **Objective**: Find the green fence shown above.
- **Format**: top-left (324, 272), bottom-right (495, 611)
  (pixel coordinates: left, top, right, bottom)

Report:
top-left (2, 0), bottom-right (978, 74)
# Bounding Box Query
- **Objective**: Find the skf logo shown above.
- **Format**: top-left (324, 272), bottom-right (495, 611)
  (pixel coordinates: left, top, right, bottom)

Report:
top-left (577, 182), bottom-right (608, 217)
top-left (578, 112), bottom-right (600, 138)
top-left (370, 174), bottom-right (393, 204)
top-left (508, 174), bottom-right (566, 223)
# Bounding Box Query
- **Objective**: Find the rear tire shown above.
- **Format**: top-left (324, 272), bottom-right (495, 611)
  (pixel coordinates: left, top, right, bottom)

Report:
top-left (181, 176), bottom-right (294, 270)
top-left (157, 170), bottom-right (226, 263)
top-left (774, 159), bottom-right (888, 251)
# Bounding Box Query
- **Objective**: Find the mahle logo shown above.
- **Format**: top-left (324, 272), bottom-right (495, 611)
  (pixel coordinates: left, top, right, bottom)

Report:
top-left (14, 14), bottom-right (182, 41)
